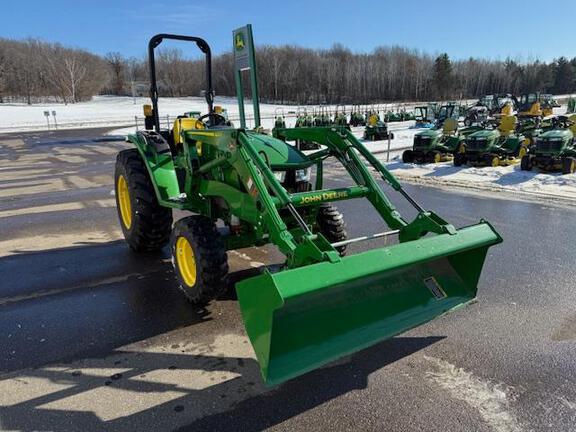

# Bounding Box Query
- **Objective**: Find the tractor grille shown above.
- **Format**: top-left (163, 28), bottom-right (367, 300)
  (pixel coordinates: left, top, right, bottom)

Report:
top-left (537, 140), bottom-right (562, 153)
top-left (466, 139), bottom-right (487, 151)
top-left (414, 136), bottom-right (431, 148)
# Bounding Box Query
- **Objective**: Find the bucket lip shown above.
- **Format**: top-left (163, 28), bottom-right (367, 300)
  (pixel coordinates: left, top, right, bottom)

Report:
top-left (262, 296), bottom-right (479, 387)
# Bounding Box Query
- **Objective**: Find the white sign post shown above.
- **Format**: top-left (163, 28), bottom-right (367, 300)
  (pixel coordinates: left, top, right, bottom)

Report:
top-left (43, 111), bottom-right (50, 130)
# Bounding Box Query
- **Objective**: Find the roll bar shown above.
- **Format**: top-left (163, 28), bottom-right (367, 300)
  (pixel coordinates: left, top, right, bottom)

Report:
top-left (148, 34), bottom-right (214, 132)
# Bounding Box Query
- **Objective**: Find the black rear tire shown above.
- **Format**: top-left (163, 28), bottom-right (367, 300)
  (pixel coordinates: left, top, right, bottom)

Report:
top-left (520, 155), bottom-right (532, 171)
top-left (115, 149), bottom-right (173, 252)
top-left (562, 157), bottom-right (576, 175)
top-left (316, 204), bottom-right (347, 256)
top-left (402, 150), bottom-right (414, 163)
top-left (454, 153), bottom-right (466, 167)
top-left (171, 216), bottom-right (229, 304)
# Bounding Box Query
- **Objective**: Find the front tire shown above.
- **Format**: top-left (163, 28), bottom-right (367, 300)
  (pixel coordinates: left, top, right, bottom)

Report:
top-left (520, 155), bottom-right (532, 171)
top-left (562, 157), bottom-right (576, 175)
top-left (402, 150), bottom-right (414, 163)
top-left (454, 153), bottom-right (466, 167)
top-left (115, 149), bottom-right (173, 252)
top-left (171, 216), bottom-right (229, 303)
top-left (316, 204), bottom-right (347, 256)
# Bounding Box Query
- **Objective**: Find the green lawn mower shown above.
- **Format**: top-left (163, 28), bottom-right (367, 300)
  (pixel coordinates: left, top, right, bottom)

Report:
top-left (350, 105), bottom-right (366, 127)
top-left (363, 111), bottom-right (394, 141)
top-left (114, 27), bottom-right (502, 387)
top-left (455, 116), bottom-right (529, 167)
top-left (403, 119), bottom-right (481, 164)
top-left (293, 107), bottom-right (319, 150)
top-left (521, 115), bottom-right (576, 174)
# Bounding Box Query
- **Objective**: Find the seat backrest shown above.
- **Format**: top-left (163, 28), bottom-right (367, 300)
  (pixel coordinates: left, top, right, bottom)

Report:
top-left (368, 114), bottom-right (379, 126)
top-left (173, 118), bottom-right (201, 145)
top-left (569, 115), bottom-right (576, 136)
top-left (498, 115), bottom-right (517, 135)
top-left (443, 118), bottom-right (458, 135)
top-left (501, 103), bottom-right (513, 116)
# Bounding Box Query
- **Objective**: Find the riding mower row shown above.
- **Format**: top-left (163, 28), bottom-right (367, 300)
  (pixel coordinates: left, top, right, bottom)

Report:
top-left (521, 115), bottom-right (576, 174)
top-left (114, 28), bottom-right (502, 386)
top-left (403, 119), bottom-right (481, 164)
top-left (454, 116), bottom-right (529, 167)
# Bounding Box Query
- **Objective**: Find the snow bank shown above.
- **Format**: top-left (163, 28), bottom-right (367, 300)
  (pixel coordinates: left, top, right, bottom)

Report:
top-left (384, 159), bottom-right (576, 203)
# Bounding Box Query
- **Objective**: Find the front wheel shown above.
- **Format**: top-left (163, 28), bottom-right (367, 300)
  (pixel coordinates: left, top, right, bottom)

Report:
top-left (402, 150), bottom-right (414, 163)
top-left (562, 157), bottom-right (576, 175)
top-left (454, 153), bottom-right (466, 167)
top-left (316, 204), bottom-right (347, 256)
top-left (520, 155), bottom-right (532, 171)
top-left (171, 216), bottom-right (229, 303)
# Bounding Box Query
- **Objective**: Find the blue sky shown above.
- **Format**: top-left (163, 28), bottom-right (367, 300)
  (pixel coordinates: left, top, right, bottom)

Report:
top-left (3, 0), bottom-right (575, 61)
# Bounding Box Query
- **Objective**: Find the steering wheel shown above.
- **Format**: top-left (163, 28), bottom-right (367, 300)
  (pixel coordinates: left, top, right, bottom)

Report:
top-left (198, 112), bottom-right (227, 127)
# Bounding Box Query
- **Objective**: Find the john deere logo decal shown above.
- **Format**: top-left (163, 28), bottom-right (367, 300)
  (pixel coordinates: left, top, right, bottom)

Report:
top-left (235, 33), bottom-right (245, 51)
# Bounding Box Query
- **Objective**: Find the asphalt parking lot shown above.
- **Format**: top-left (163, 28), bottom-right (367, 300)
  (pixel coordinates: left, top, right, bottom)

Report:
top-left (1, 129), bottom-right (576, 432)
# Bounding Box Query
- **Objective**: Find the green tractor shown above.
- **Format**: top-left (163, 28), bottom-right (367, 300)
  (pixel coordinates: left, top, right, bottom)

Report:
top-left (293, 107), bottom-right (318, 150)
top-left (273, 108), bottom-right (286, 129)
top-left (363, 110), bottom-right (394, 141)
top-left (333, 105), bottom-right (350, 130)
top-left (403, 118), bottom-right (481, 164)
top-left (350, 105), bottom-right (366, 127)
top-left (114, 28), bottom-right (502, 387)
top-left (455, 116), bottom-right (529, 167)
top-left (521, 115), bottom-right (576, 174)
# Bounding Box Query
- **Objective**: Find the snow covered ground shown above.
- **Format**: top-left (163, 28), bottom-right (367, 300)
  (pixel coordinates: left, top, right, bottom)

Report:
top-left (2, 95), bottom-right (575, 204)
top-left (385, 160), bottom-right (576, 203)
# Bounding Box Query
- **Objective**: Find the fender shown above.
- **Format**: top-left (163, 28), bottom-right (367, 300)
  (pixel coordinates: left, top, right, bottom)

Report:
top-left (126, 132), bottom-right (182, 207)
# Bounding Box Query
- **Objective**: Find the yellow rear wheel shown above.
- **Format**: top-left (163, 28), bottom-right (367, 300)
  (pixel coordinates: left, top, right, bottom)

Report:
top-left (175, 236), bottom-right (197, 287)
top-left (492, 156), bottom-right (499, 167)
top-left (115, 149), bottom-right (173, 252)
top-left (117, 175), bottom-right (132, 229)
top-left (434, 152), bottom-right (441, 163)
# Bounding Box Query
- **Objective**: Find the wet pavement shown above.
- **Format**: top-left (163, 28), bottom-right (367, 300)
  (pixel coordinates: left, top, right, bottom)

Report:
top-left (1, 128), bottom-right (576, 431)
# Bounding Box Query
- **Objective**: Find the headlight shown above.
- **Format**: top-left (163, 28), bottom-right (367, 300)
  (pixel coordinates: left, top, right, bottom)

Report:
top-left (273, 171), bottom-right (286, 183)
top-left (295, 168), bottom-right (312, 182)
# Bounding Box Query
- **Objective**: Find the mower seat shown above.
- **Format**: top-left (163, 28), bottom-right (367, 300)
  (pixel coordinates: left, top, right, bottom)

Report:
top-left (498, 115), bottom-right (517, 136)
top-left (442, 118), bottom-right (458, 135)
top-left (173, 118), bottom-right (203, 145)
top-left (501, 103), bottom-right (513, 116)
top-left (569, 115), bottom-right (576, 136)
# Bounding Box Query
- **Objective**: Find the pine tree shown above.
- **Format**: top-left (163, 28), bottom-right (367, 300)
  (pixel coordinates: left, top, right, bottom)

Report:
top-left (432, 53), bottom-right (453, 99)
top-left (552, 57), bottom-right (575, 94)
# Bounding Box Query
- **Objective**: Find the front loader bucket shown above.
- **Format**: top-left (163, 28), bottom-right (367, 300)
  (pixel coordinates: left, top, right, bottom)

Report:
top-left (236, 222), bottom-right (501, 386)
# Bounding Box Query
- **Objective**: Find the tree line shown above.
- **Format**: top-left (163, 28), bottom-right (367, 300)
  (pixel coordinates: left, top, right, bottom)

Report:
top-left (1, 37), bottom-right (575, 105)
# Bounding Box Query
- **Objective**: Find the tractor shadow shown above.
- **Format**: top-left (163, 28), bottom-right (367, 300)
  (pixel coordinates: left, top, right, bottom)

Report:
top-left (0, 239), bottom-right (446, 431)
top-left (493, 166), bottom-right (536, 186)
top-left (0, 336), bottom-right (444, 432)
top-left (0, 239), bottom-right (266, 373)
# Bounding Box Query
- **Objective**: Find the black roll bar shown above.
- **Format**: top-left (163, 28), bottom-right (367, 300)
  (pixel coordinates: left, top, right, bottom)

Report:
top-left (148, 34), bottom-right (214, 132)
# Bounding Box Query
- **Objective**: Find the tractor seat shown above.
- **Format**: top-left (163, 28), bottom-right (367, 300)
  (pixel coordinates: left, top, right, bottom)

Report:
top-left (569, 115), bottom-right (576, 136)
top-left (173, 117), bottom-right (203, 145)
top-left (443, 118), bottom-right (458, 135)
top-left (498, 115), bottom-right (517, 136)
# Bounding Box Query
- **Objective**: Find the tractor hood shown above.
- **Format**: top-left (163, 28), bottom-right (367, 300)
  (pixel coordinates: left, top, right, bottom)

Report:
top-left (468, 129), bottom-right (499, 140)
top-left (245, 131), bottom-right (311, 169)
top-left (416, 128), bottom-right (442, 139)
top-left (538, 128), bottom-right (573, 141)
